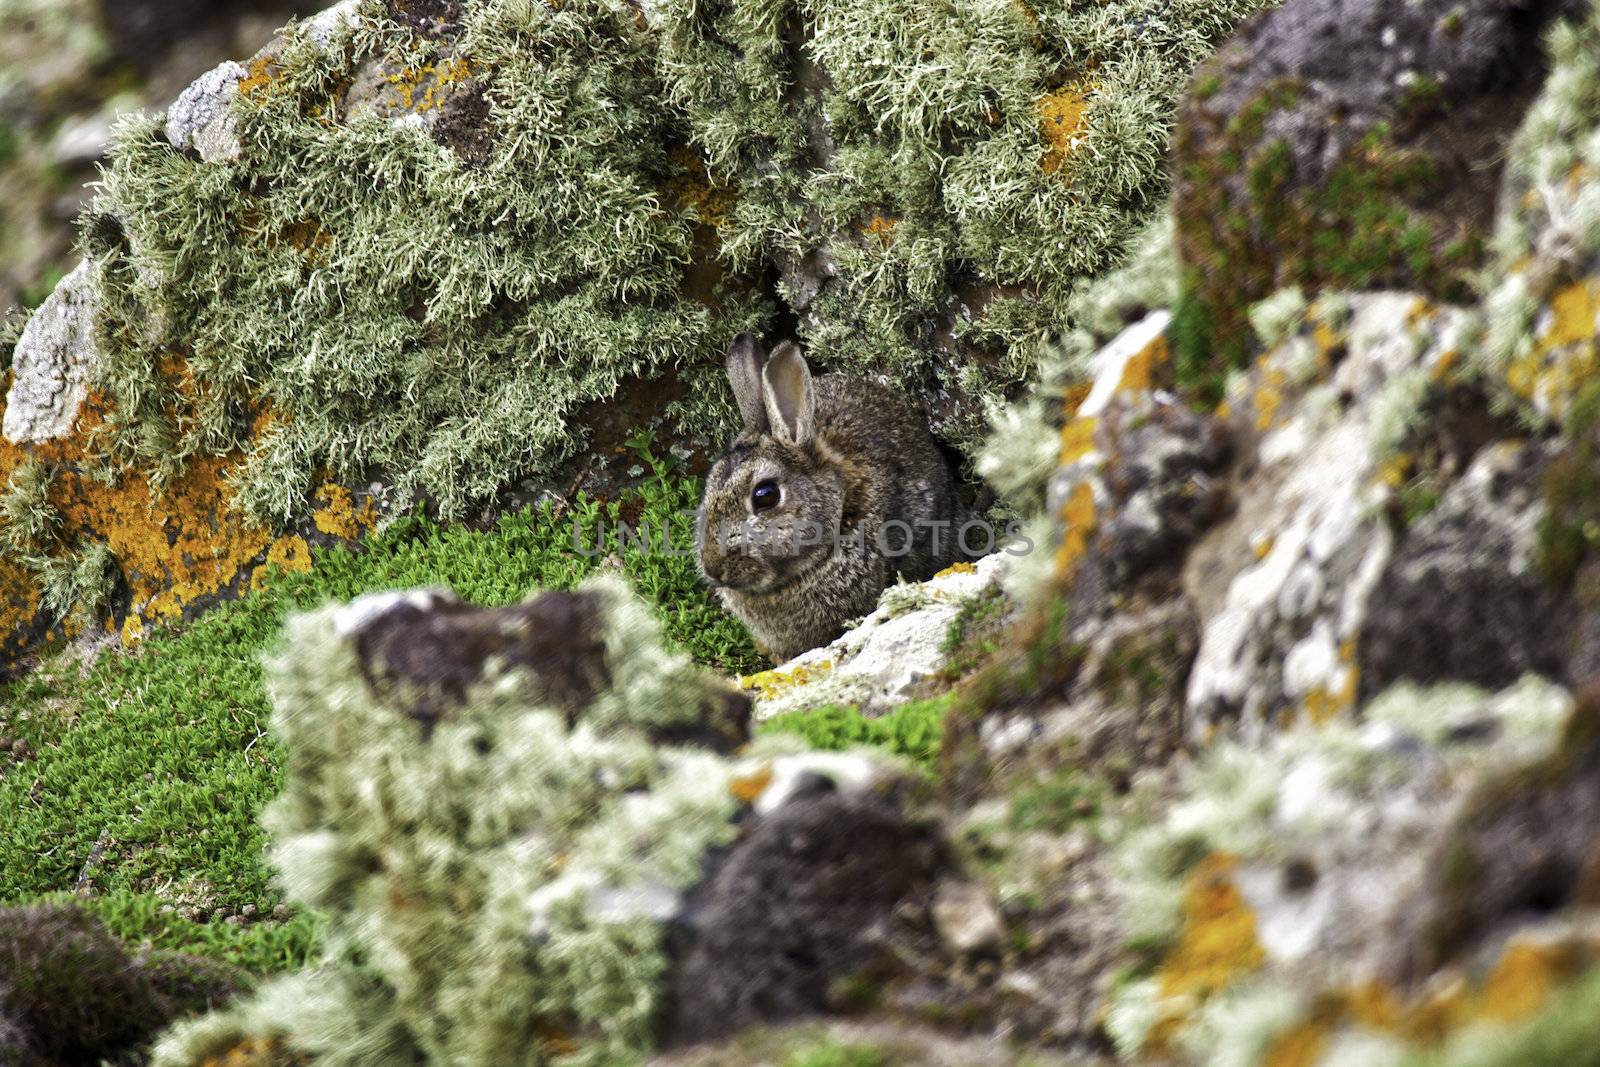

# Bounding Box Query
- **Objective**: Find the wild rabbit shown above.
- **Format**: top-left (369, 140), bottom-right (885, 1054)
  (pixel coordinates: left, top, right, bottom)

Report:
top-left (697, 333), bottom-right (979, 662)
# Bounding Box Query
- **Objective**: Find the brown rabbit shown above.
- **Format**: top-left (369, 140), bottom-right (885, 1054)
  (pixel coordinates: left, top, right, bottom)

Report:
top-left (696, 333), bottom-right (978, 662)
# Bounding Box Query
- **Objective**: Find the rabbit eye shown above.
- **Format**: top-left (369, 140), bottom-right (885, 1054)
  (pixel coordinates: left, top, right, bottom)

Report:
top-left (751, 479), bottom-right (780, 513)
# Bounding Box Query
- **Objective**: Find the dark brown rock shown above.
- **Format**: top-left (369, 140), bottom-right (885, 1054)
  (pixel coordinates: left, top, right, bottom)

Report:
top-left (1172, 0), bottom-right (1587, 378)
top-left (666, 791), bottom-right (942, 1045)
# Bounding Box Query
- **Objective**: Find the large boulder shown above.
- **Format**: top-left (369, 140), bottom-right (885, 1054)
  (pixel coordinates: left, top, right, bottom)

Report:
top-left (1172, 0), bottom-right (1589, 380)
top-left (0, 0), bottom-right (1274, 668)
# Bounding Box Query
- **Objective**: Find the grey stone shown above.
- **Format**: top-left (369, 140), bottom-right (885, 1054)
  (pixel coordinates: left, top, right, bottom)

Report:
top-left (3, 261), bottom-right (103, 445)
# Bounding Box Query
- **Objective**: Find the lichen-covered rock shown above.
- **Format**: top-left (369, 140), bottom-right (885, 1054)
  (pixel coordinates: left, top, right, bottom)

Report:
top-left (152, 577), bottom-right (931, 1066)
top-left (740, 552), bottom-right (1012, 719)
top-left (1106, 675), bottom-right (1585, 1060)
top-left (0, 0), bottom-right (1284, 664)
top-left (1357, 441), bottom-right (1578, 697)
top-left (1182, 293), bottom-right (1468, 739)
top-left (2, 261), bottom-right (102, 444)
top-left (1172, 0), bottom-right (1589, 375)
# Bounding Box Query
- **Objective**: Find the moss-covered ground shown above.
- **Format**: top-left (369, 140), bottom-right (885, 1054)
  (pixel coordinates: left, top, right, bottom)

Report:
top-left (0, 462), bottom-right (760, 972)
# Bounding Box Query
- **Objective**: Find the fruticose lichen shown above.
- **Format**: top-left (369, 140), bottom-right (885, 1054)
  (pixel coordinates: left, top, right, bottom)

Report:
top-left (149, 574), bottom-right (900, 1066)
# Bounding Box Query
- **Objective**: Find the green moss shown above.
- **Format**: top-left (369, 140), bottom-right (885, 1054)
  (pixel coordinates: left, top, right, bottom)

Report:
top-left (784, 1040), bottom-right (887, 1067)
top-left (758, 692), bottom-right (954, 769)
top-left (1008, 769), bottom-right (1104, 834)
top-left (0, 468), bottom-right (759, 975)
top-left (1175, 73), bottom-right (1468, 390)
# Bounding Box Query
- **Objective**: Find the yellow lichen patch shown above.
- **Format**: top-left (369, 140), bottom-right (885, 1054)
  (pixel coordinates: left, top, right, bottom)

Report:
top-left (1543, 279), bottom-right (1600, 349)
top-left (1474, 937), bottom-right (1583, 1024)
top-left (1254, 362), bottom-right (1290, 432)
top-left (1037, 81), bottom-right (1095, 175)
top-left (1505, 276), bottom-right (1600, 420)
top-left (198, 1036), bottom-right (308, 1067)
top-left (1054, 480), bottom-right (1096, 581)
top-left (237, 56), bottom-right (281, 101)
top-left (1117, 333), bottom-right (1170, 395)
top-left (1250, 532), bottom-right (1276, 561)
top-left (1157, 854), bottom-right (1266, 1000)
top-left (250, 535), bottom-right (312, 593)
top-left (1302, 640), bottom-right (1359, 726)
top-left (729, 762), bottom-right (773, 804)
top-left (1061, 381), bottom-right (1093, 420)
top-left (862, 214), bottom-right (898, 247)
top-left (934, 561), bottom-right (977, 578)
top-left (1376, 452), bottom-right (1413, 490)
top-left (383, 58), bottom-right (475, 114)
top-left (739, 659), bottom-right (835, 700)
top-left (1430, 348), bottom-right (1461, 382)
top-left (53, 450), bottom-right (275, 625)
top-left (1261, 1019), bottom-right (1331, 1067)
top-left (312, 482), bottom-right (379, 541)
top-left (1311, 321), bottom-right (1341, 368)
top-left (1058, 416), bottom-right (1097, 463)
top-left (0, 552), bottom-right (42, 654)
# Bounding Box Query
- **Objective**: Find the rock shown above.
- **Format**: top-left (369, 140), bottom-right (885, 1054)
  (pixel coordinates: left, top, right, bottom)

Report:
top-left (741, 552), bottom-right (1013, 719)
top-left (1173, 0), bottom-right (1589, 369)
top-left (164, 61), bottom-right (247, 163)
top-left (1359, 441), bottom-right (1576, 697)
top-left (667, 790), bottom-right (942, 1045)
top-left (49, 110), bottom-right (117, 167)
top-left (0, 902), bottom-right (243, 1066)
top-left (2, 261), bottom-right (103, 444)
top-left (1182, 293), bottom-right (1469, 739)
top-left (931, 880), bottom-right (1006, 957)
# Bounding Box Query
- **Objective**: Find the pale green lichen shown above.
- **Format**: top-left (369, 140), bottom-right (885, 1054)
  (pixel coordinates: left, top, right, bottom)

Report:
top-left (153, 574), bottom-right (758, 1066)
top-left (72, 0), bottom-right (1268, 526)
top-left (1476, 3), bottom-right (1600, 399)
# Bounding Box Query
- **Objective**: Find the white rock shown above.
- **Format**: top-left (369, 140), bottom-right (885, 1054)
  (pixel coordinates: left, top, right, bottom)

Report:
top-left (3, 261), bottom-right (102, 444)
top-left (747, 551), bottom-right (1011, 719)
top-left (165, 60), bottom-right (247, 163)
top-left (932, 880), bottom-right (1006, 955)
top-left (1078, 310), bottom-right (1172, 419)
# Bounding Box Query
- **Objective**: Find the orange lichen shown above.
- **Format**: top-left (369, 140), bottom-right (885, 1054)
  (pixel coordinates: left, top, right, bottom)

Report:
top-left (1054, 479), bottom-right (1096, 581)
top-left (1543, 279), bottom-right (1600, 349)
top-left (1157, 854), bottom-right (1266, 1000)
top-left (1058, 417), bottom-right (1097, 463)
top-left (729, 763), bottom-right (774, 804)
top-left (934, 561), bottom-right (978, 578)
top-left (1376, 452), bottom-right (1413, 489)
top-left (1037, 82), bottom-right (1095, 175)
top-left (250, 535), bottom-right (312, 593)
top-left (1474, 937), bottom-right (1583, 1024)
top-left (1261, 1019), bottom-right (1330, 1067)
top-left (862, 214), bottom-right (899, 247)
top-left (198, 1036), bottom-right (308, 1067)
top-left (312, 482), bottom-right (378, 541)
top-left (383, 58), bottom-right (474, 114)
top-left (1115, 333), bottom-right (1170, 396)
top-left (1505, 276), bottom-right (1600, 419)
top-left (1301, 639), bottom-right (1359, 726)
top-left (237, 55), bottom-right (281, 101)
top-left (1254, 361), bottom-right (1290, 431)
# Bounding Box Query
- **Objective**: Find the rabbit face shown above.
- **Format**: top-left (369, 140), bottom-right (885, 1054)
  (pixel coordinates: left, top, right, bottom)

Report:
top-left (698, 438), bottom-right (844, 595)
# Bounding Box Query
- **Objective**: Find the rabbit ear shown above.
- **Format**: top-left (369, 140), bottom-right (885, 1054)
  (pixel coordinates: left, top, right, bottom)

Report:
top-left (726, 333), bottom-right (769, 432)
top-left (762, 341), bottom-right (814, 446)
